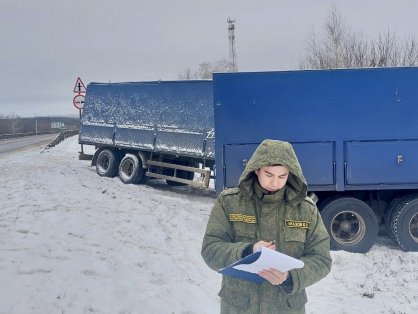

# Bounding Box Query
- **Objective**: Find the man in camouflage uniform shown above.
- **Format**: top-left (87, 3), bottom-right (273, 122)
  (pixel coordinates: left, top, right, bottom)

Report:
top-left (201, 139), bottom-right (332, 313)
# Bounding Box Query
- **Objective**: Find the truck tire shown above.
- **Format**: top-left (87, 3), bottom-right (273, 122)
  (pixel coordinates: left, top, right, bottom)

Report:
top-left (320, 197), bottom-right (378, 253)
top-left (390, 195), bottom-right (418, 251)
top-left (96, 149), bottom-right (119, 177)
top-left (118, 154), bottom-right (146, 184)
top-left (383, 197), bottom-right (403, 239)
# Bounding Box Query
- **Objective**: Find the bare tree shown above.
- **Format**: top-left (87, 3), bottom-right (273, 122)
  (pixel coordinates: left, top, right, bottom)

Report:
top-left (401, 36), bottom-right (418, 66)
top-left (0, 113), bottom-right (22, 134)
top-left (178, 68), bottom-right (197, 80)
top-left (300, 5), bottom-right (418, 69)
top-left (178, 58), bottom-right (230, 80)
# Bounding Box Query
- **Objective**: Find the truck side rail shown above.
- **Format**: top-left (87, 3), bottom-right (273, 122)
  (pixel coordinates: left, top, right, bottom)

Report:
top-left (146, 160), bottom-right (211, 188)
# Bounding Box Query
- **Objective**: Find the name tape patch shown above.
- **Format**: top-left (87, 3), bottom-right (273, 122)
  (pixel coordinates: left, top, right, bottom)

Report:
top-left (285, 220), bottom-right (310, 229)
top-left (229, 214), bottom-right (256, 224)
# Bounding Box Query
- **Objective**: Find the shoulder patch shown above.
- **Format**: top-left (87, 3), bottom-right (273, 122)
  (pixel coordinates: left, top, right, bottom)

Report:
top-left (303, 196), bottom-right (316, 206)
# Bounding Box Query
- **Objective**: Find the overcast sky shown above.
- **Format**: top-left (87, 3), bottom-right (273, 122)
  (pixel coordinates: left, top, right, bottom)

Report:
top-left (1, 0), bottom-right (418, 117)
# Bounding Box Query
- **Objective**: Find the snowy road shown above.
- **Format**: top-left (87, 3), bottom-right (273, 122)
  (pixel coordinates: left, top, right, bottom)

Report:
top-left (0, 136), bottom-right (417, 314)
top-left (0, 133), bottom-right (57, 154)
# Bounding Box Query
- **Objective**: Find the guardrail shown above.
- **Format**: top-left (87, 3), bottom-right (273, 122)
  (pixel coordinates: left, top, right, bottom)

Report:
top-left (44, 129), bottom-right (80, 149)
top-left (0, 131), bottom-right (59, 141)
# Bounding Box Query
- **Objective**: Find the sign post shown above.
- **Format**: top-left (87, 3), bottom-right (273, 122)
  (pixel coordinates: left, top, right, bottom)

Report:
top-left (73, 77), bottom-right (87, 155)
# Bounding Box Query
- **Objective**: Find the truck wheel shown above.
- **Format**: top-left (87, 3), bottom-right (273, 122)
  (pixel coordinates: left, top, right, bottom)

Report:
top-left (118, 154), bottom-right (146, 184)
top-left (96, 149), bottom-right (119, 177)
top-left (383, 197), bottom-right (403, 239)
top-left (320, 197), bottom-right (378, 253)
top-left (391, 195), bottom-right (418, 251)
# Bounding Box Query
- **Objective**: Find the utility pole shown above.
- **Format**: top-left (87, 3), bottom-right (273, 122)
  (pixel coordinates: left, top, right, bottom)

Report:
top-left (227, 17), bottom-right (238, 72)
top-left (10, 114), bottom-right (16, 134)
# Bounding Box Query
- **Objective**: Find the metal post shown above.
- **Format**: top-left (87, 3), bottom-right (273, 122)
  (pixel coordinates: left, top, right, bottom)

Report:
top-left (79, 109), bottom-right (84, 154)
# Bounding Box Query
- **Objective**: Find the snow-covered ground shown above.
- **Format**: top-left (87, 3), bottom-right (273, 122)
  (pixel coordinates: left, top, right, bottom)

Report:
top-left (0, 136), bottom-right (417, 314)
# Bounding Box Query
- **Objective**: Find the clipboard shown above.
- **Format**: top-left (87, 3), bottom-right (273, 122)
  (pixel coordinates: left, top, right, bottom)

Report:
top-left (218, 246), bottom-right (304, 283)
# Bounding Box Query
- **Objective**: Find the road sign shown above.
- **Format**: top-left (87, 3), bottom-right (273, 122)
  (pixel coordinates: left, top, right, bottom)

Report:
top-left (73, 77), bottom-right (87, 93)
top-left (73, 94), bottom-right (85, 109)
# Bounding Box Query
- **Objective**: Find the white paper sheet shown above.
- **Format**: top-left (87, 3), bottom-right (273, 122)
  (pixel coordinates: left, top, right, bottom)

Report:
top-left (233, 246), bottom-right (304, 273)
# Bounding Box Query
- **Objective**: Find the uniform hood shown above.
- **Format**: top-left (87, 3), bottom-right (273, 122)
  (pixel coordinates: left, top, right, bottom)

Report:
top-left (238, 139), bottom-right (307, 203)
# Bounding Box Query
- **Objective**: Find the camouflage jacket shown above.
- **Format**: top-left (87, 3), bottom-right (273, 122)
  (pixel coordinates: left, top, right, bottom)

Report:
top-left (201, 140), bottom-right (332, 313)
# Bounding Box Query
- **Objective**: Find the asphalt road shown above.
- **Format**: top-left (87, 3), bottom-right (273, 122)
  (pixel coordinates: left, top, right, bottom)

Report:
top-left (0, 134), bottom-right (57, 154)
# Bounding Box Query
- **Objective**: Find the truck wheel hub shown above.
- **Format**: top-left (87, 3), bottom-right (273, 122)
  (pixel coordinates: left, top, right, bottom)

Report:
top-left (340, 220), bottom-right (352, 232)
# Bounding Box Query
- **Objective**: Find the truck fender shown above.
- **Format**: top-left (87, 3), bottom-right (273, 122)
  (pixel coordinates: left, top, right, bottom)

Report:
top-left (136, 151), bottom-right (147, 168)
top-left (91, 148), bottom-right (102, 166)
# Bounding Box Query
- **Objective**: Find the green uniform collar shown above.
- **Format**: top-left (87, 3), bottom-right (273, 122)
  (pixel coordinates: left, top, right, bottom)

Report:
top-left (253, 180), bottom-right (286, 204)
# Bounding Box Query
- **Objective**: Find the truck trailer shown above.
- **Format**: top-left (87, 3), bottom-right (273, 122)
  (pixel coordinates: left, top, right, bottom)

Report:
top-left (79, 66), bottom-right (418, 254)
top-left (213, 66), bottom-right (418, 254)
top-left (79, 80), bottom-right (215, 188)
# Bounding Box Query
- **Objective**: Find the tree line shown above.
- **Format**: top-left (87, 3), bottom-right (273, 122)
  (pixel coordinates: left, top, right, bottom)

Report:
top-left (0, 115), bottom-right (80, 135)
top-left (298, 5), bottom-right (418, 69)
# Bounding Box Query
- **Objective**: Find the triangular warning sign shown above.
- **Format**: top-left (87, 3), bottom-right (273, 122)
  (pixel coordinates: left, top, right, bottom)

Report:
top-left (73, 77), bottom-right (87, 93)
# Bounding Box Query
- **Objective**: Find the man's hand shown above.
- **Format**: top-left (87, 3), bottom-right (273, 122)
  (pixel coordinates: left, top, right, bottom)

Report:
top-left (253, 240), bottom-right (276, 252)
top-left (253, 240), bottom-right (288, 286)
top-left (259, 268), bottom-right (289, 286)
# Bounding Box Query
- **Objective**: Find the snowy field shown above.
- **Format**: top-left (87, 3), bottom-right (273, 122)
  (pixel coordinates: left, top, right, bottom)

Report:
top-left (0, 136), bottom-right (417, 314)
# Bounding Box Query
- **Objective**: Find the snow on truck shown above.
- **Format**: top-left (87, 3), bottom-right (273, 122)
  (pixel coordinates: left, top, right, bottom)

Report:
top-left (79, 66), bottom-right (418, 254)
top-left (79, 80), bottom-right (215, 188)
